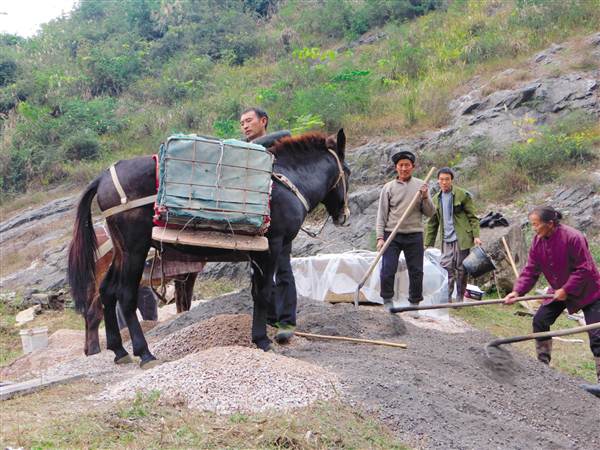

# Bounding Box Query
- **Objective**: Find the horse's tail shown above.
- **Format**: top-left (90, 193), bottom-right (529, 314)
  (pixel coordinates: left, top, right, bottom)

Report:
top-left (68, 176), bottom-right (101, 315)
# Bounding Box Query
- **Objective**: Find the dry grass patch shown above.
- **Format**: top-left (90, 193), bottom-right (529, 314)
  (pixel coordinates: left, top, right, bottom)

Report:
top-left (1, 381), bottom-right (407, 450)
top-left (480, 68), bottom-right (532, 96)
top-left (0, 185), bottom-right (79, 220)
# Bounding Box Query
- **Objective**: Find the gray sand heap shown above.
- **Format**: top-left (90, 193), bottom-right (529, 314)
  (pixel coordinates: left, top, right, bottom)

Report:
top-left (97, 346), bottom-right (340, 414)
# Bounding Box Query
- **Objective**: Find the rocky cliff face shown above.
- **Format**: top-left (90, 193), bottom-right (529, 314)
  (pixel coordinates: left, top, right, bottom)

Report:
top-left (1, 35), bottom-right (598, 298)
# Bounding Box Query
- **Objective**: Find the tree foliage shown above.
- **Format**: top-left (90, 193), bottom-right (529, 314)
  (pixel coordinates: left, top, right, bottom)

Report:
top-left (1, 0), bottom-right (599, 193)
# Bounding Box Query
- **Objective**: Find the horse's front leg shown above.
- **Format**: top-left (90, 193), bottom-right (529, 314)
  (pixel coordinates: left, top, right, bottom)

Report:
top-left (119, 252), bottom-right (158, 368)
top-left (250, 248), bottom-right (280, 351)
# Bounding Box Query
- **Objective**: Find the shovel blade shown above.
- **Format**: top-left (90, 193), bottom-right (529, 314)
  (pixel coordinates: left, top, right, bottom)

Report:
top-left (581, 384), bottom-right (600, 398)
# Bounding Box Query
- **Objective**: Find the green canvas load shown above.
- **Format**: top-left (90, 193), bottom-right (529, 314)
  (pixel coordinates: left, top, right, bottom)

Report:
top-left (154, 134), bottom-right (274, 235)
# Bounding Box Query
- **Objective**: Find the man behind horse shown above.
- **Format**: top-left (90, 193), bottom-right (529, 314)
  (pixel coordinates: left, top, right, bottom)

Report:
top-left (240, 107), bottom-right (296, 344)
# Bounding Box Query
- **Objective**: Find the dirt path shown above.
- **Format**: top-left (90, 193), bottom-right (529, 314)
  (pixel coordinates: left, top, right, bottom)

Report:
top-left (8, 290), bottom-right (597, 449)
top-left (151, 291), bottom-right (599, 450)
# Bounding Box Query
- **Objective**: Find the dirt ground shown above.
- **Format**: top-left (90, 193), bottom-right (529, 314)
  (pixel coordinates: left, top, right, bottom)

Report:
top-left (149, 290), bottom-right (600, 450)
top-left (5, 290), bottom-right (599, 450)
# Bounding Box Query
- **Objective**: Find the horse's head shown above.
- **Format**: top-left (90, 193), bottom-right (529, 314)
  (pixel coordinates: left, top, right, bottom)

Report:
top-left (323, 129), bottom-right (350, 226)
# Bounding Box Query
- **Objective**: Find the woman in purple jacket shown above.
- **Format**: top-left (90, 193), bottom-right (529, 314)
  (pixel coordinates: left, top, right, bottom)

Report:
top-left (504, 206), bottom-right (600, 382)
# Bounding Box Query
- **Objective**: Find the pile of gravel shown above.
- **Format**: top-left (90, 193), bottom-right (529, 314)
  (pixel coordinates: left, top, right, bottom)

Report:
top-left (153, 314), bottom-right (253, 360)
top-left (97, 346), bottom-right (340, 414)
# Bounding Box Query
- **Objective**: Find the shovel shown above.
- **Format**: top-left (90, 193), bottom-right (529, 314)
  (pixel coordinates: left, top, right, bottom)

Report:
top-left (389, 294), bottom-right (553, 314)
top-left (485, 322), bottom-right (600, 349)
top-left (483, 322), bottom-right (600, 397)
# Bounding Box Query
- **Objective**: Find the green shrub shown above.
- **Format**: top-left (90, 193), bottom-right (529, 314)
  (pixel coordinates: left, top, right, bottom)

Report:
top-left (62, 130), bottom-right (101, 161)
top-left (0, 58), bottom-right (17, 87)
top-left (213, 119), bottom-right (239, 138)
top-left (60, 98), bottom-right (122, 135)
top-left (290, 113), bottom-right (325, 134)
top-left (509, 130), bottom-right (596, 183)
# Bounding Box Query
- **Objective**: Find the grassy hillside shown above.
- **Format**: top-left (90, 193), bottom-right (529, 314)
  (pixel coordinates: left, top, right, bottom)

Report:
top-left (1, 0), bottom-right (599, 196)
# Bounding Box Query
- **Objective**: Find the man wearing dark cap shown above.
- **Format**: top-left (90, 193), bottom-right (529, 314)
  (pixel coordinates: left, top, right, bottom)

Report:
top-left (376, 150), bottom-right (435, 312)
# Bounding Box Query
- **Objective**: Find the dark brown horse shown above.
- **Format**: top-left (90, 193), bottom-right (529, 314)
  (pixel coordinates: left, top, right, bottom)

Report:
top-left (83, 224), bottom-right (201, 356)
top-left (68, 131), bottom-right (349, 367)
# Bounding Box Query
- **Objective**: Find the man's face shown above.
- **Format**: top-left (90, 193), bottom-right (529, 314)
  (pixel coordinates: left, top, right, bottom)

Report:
top-left (438, 173), bottom-right (453, 192)
top-left (240, 111), bottom-right (267, 141)
top-left (395, 159), bottom-right (414, 182)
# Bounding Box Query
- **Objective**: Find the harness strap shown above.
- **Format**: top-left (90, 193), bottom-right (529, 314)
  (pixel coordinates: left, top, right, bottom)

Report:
top-left (102, 194), bottom-right (157, 219)
top-left (94, 237), bottom-right (114, 261)
top-left (272, 173), bottom-right (310, 212)
top-left (103, 162), bottom-right (157, 218)
top-left (109, 164), bottom-right (128, 204)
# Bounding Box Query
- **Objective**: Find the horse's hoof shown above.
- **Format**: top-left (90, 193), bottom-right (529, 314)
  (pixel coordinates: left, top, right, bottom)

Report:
top-left (85, 344), bottom-right (101, 356)
top-left (140, 357), bottom-right (160, 370)
top-left (115, 354), bottom-right (134, 365)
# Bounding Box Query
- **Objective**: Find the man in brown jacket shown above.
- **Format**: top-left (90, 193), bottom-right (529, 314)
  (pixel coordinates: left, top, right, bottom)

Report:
top-left (376, 150), bottom-right (435, 310)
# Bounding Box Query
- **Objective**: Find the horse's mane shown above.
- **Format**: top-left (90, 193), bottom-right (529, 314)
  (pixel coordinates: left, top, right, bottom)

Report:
top-left (269, 132), bottom-right (328, 156)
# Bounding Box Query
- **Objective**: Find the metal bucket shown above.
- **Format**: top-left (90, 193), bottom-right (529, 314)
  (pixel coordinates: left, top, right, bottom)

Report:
top-left (463, 246), bottom-right (496, 278)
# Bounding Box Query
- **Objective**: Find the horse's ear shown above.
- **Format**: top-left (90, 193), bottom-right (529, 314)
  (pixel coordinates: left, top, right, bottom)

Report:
top-left (336, 128), bottom-right (345, 159)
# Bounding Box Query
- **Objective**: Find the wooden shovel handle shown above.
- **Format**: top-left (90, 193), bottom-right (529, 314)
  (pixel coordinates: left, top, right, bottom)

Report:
top-left (487, 322), bottom-right (600, 347)
top-left (389, 295), bottom-right (552, 313)
top-left (295, 331), bottom-right (407, 348)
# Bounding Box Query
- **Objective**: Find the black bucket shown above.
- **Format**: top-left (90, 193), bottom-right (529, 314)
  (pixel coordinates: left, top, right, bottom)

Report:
top-left (463, 246), bottom-right (496, 277)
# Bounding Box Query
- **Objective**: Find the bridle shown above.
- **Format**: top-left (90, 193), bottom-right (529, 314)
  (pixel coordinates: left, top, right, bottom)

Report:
top-left (325, 148), bottom-right (350, 221)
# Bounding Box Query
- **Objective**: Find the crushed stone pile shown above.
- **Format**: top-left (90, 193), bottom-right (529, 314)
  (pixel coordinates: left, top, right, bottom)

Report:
top-left (297, 301), bottom-right (407, 340)
top-left (97, 345), bottom-right (340, 414)
top-left (152, 314), bottom-right (254, 360)
top-left (43, 347), bottom-right (137, 380)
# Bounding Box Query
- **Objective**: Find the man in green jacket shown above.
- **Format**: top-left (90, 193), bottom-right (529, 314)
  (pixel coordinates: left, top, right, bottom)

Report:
top-left (425, 167), bottom-right (482, 303)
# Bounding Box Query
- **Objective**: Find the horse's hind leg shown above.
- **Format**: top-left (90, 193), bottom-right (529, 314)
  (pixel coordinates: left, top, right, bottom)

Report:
top-left (175, 272), bottom-right (197, 313)
top-left (84, 293), bottom-right (103, 356)
top-left (118, 252), bottom-right (158, 368)
top-left (100, 266), bottom-right (131, 364)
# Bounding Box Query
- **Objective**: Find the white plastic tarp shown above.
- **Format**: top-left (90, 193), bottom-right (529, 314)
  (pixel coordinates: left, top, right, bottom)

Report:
top-left (291, 249), bottom-right (449, 320)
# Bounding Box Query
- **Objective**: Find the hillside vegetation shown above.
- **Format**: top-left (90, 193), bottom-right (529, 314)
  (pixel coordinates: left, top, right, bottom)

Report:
top-left (1, 0), bottom-right (599, 196)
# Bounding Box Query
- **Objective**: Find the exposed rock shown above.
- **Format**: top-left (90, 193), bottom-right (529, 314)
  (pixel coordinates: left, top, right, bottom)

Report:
top-left (0, 195), bottom-right (76, 243)
top-left (477, 218), bottom-right (528, 292)
top-left (337, 31), bottom-right (386, 52)
top-left (587, 32), bottom-right (600, 47)
top-left (533, 43), bottom-right (564, 64)
top-left (0, 243), bottom-right (69, 295)
top-left (546, 182), bottom-right (600, 234)
top-left (15, 305), bottom-right (42, 326)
